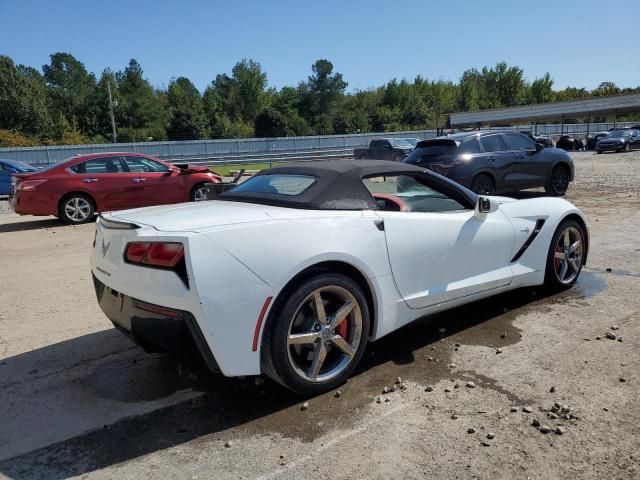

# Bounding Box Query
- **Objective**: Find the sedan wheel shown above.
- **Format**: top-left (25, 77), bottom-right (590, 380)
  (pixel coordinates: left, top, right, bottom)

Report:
top-left (545, 220), bottom-right (585, 290)
top-left (262, 272), bottom-right (370, 394)
top-left (60, 195), bottom-right (94, 224)
top-left (191, 185), bottom-right (208, 202)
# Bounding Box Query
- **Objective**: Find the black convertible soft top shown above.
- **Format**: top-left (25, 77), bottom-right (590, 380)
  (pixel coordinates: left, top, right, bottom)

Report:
top-left (218, 159), bottom-right (476, 210)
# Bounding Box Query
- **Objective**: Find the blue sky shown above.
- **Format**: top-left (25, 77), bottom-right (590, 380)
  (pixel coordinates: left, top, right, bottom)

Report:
top-left (1, 0), bottom-right (637, 92)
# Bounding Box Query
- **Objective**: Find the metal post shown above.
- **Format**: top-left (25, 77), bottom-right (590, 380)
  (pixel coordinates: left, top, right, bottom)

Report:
top-left (586, 118), bottom-right (591, 141)
top-left (613, 113), bottom-right (617, 129)
top-left (561, 117), bottom-right (564, 135)
top-left (107, 81), bottom-right (117, 143)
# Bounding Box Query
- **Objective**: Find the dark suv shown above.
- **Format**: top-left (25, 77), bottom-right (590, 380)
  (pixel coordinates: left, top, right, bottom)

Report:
top-left (403, 131), bottom-right (574, 196)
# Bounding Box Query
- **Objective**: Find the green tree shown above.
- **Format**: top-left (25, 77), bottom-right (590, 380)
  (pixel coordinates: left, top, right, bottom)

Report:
top-left (166, 76), bottom-right (206, 140)
top-left (254, 108), bottom-right (288, 137)
top-left (299, 59), bottom-right (347, 131)
top-left (229, 59), bottom-right (268, 122)
top-left (116, 59), bottom-right (167, 140)
top-left (0, 56), bottom-right (53, 137)
top-left (42, 52), bottom-right (97, 136)
top-left (531, 73), bottom-right (555, 104)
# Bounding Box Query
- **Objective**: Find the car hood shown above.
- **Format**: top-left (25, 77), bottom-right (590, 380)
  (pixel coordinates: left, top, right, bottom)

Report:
top-left (106, 200), bottom-right (333, 232)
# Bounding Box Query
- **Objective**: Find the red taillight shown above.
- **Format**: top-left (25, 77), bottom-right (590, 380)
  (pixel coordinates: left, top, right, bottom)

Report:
top-left (125, 242), bottom-right (184, 268)
top-left (18, 179), bottom-right (48, 191)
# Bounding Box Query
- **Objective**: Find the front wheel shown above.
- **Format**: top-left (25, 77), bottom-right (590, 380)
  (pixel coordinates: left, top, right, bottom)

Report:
top-left (544, 220), bottom-right (586, 291)
top-left (470, 173), bottom-right (495, 195)
top-left (623, 143), bottom-right (630, 152)
top-left (190, 184), bottom-right (209, 202)
top-left (261, 272), bottom-right (370, 394)
top-left (59, 194), bottom-right (95, 224)
top-left (545, 165), bottom-right (570, 196)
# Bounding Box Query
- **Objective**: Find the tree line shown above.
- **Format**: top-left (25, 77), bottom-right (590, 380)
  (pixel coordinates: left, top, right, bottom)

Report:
top-left (1, 52), bottom-right (638, 147)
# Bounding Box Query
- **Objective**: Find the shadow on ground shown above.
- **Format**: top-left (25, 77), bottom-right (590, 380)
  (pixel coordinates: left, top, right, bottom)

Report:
top-left (0, 272), bottom-right (605, 479)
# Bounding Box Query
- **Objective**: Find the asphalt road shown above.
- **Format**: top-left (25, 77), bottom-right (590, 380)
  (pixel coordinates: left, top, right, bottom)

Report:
top-left (0, 151), bottom-right (638, 479)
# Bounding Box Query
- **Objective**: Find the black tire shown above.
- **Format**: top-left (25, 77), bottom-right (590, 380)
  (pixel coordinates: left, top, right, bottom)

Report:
top-left (596, 150), bottom-right (603, 154)
top-left (59, 193), bottom-right (95, 224)
top-left (544, 219), bottom-right (586, 292)
top-left (358, 153), bottom-right (368, 160)
top-left (261, 272), bottom-right (370, 395)
top-left (545, 165), bottom-right (570, 196)
top-left (190, 183), bottom-right (209, 202)
top-left (470, 173), bottom-right (495, 195)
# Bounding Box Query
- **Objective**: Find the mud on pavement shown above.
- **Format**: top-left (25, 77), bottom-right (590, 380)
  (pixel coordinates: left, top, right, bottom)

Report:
top-left (0, 151), bottom-right (639, 479)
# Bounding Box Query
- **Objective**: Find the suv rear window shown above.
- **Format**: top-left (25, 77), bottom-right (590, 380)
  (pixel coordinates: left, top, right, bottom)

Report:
top-left (404, 140), bottom-right (458, 165)
top-left (230, 174), bottom-right (317, 196)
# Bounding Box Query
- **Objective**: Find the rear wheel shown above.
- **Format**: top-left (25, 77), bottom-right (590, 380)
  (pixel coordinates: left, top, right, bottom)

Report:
top-left (545, 165), bottom-right (570, 196)
top-left (59, 194), bottom-right (95, 224)
top-left (262, 272), bottom-right (370, 394)
top-left (190, 183), bottom-right (208, 202)
top-left (544, 220), bottom-right (585, 291)
top-left (470, 173), bottom-right (495, 195)
top-left (358, 153), bottom-right (368, 160)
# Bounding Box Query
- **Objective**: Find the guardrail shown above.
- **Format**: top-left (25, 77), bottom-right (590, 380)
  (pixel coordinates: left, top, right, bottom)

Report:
top-left (0, 121), bottom-right (637, 167)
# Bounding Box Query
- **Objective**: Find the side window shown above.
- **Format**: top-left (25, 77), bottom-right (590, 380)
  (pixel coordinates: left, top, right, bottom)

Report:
top-left (505, 133), bottom-right (536, 151)
top-left (70, 157), bottom-right (125, 174)
top-left (371, 140), bottom-right (381, 149)
top-left (382, 140), bottom-right (391, 149)
top-left (458, 138), bottom-right (481, 154)
top-left (479, 135), bottom-right (507, 153)
top-left (362, 174), bottom-right (468, 213)
top-left (124, 156), bottom-right (169, 173)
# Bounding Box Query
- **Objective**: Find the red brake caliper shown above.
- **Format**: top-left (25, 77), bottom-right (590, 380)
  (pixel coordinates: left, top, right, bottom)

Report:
top-left (336, 317), bottom-right (348, 339)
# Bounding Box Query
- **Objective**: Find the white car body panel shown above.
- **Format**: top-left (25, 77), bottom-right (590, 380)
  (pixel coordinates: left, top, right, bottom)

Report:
top-left (91, 193), bottom-right (587, 378)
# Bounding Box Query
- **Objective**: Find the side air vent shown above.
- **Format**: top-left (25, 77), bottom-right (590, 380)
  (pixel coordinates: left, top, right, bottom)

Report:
top-left (511, 219), bottom-right (546, 263)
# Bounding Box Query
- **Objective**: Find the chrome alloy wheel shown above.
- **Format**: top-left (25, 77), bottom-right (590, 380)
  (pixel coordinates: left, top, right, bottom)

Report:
top-left (553, 226), bottom-right (583, 284)
top-left (64, 197), bottom-right (91, 222)
top-left (192, 186), bottom-right (208, 202)
top-left (286, 286), bottom-right (363, 383)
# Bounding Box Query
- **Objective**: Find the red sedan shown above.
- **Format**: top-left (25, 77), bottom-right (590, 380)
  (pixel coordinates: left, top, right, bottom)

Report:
top-left (10, 152), bottom-right (221, 224)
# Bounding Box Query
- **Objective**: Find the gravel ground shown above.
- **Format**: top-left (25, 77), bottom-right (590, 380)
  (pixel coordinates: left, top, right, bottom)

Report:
top-left (0, 150), bottom-right (638, 479)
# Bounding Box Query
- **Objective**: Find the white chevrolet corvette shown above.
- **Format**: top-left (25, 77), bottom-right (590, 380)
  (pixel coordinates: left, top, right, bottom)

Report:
top-left (91, 160), bottom-right (588, 394)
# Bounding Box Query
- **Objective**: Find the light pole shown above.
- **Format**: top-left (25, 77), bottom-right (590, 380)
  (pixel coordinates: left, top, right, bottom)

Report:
top-left (107, 81), bottom-right (117, 143)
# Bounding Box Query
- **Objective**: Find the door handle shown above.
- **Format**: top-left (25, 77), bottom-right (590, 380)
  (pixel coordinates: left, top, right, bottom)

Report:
top-left (132, 178), bottom-right (146, 183)
top-left (83, 178), bottom-right (98, 183)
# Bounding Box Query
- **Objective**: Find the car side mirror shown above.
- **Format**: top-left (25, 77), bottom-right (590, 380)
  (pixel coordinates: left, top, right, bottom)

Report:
top-left (475, 196), bottom-right (499, 219)
top-left (535, 143), bottom-right (543, 152)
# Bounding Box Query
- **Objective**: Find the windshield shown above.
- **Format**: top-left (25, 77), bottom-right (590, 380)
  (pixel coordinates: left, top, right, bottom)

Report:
top-left (391, 139), bottom-right (414, 148)
top-left (608, 130), bottom-right (631, 138)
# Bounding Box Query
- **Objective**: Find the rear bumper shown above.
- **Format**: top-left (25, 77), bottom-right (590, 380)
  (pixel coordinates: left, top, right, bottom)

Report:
top-left (92, 273), bottom-right (220, 372)
top-left (10, 190), bottom-right (58, 216)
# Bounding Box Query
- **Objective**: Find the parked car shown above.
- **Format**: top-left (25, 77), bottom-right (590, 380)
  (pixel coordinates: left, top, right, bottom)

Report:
top-left (354, 138), bottom-right (414, 161)
top-left (520, 131), bottom-right (554, 148)
top-left (556, 135), bottom-right (585, 151)
top-left (0, 159), bottom-right (38, 196)
top-left (586, 131), bottom-right (610, 150)
top-left (402, 131), bottom-right (574, 196)
top-left (10, 152), bottom-right (221, 224)
top-left (91, 159), bottom-right (588, 394)
top-left (596, 129), bottom-right (640, 153)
